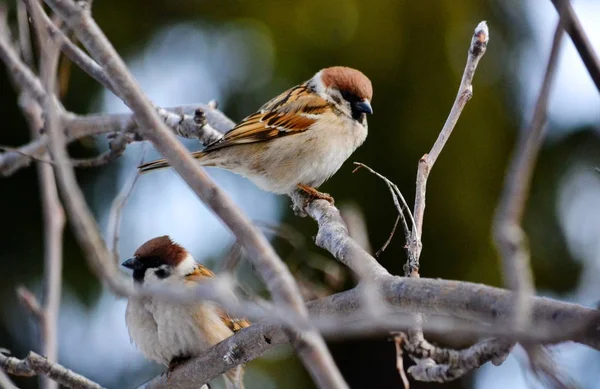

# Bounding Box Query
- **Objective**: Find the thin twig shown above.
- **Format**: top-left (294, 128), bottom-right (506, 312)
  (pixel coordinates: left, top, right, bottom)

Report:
top-left (106, 145), bottom-right (146, 264)
top-left (16, 286), bottom-right (44, 321)
top-left (408, 21), bottom-right (489, 276)
top-left (377, 215), bottom-right (400, 257)
top-left (0, 351), bottom-right (104, 389)
top-left (493, 21), bottom-right (564, 332)
top-left (392, 333), bottom-right (410, 389)
top-left (352, 162), bottom-right (414, 255)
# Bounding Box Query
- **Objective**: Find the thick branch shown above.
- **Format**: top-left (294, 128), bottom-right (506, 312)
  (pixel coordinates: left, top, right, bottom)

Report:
top-left (290, 192), bottom-right (388, 280)
top-left (146, 275), bottom-right (600, 388)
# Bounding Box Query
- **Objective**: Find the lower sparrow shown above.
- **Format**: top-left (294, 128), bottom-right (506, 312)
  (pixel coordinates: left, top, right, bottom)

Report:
top-left (138, 66), bottom-right (373, 203)
top-left (123, 236), bottom-right (249, 389)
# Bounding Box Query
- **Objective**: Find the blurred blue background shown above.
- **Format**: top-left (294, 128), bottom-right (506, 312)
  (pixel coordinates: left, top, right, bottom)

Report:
top-left (1, 0), bottom-right (599, 388)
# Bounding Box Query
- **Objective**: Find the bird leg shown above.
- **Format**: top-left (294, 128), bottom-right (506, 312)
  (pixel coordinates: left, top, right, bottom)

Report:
top-left (297, 184), bottom-right (335, 205)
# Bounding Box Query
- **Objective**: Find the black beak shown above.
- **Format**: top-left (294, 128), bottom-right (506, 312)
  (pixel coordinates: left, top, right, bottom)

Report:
top-left (353, 99), bottom-right (373, 115)
top-left (122, 257), bottom-right (142, 270)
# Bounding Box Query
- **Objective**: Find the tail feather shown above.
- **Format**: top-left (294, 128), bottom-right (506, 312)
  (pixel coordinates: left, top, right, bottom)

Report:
top-left (138, 158), bottom-right (170, 173)
top-left (138, 151), bottom-right (205, 174)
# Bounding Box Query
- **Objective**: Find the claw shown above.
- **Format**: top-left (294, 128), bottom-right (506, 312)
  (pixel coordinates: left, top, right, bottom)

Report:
top-left (297, 184), bottom-right (335, 205)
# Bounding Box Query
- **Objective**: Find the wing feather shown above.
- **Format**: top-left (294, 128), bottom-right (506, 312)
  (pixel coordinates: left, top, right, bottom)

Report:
top-left (185, 264), bottom-right (251, 332)
top-left (203, 84), bottom-right (330, 152)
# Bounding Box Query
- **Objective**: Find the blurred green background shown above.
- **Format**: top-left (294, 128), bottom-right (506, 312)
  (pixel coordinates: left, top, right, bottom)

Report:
top-left (1, 0), bottom-right (600, 388)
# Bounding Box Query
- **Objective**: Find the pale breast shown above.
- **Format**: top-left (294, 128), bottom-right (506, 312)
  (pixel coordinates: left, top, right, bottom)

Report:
top-left (136, 298), bottom-right (234, 366)
top-left (126, 299), bottom-right (165, 364)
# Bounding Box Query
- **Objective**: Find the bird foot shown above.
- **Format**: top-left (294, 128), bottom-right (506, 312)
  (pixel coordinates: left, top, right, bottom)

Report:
top-left (297, 184), bottom-right (335, 205)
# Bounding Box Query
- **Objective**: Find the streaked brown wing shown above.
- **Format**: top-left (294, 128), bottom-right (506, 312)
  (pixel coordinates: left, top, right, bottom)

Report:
top-left (203, 84), bottom-right (330, 152)
top-left (217, 310), bottom-right (251, 332)
top-left (185, 264), bottom-right (251, 332)
top-left (186, 264), bottom-right (216, 279)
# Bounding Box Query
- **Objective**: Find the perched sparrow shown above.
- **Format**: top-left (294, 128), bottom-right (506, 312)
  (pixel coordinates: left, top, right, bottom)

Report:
top-left (122, 236), bottom-right (249, 389)
top-left (138, 66), bottom-right (373, 202)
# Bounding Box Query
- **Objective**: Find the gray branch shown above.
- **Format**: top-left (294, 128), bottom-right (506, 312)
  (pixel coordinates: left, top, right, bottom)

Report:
top-left (0, 351), bottom-right (104, 389)
top-left (41, 1), bottom-right (347, 388)
top-left (493, 19), bottom-right (564, 334)
top-left (145, 275), bottom-right (600, 388)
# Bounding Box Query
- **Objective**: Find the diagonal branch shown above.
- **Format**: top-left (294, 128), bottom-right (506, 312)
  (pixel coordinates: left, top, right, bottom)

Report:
top-left (0, 351), bottom-right (104, 389)
top-left (549, 0), bottom-right (600, 92)
top-left (42, 1), bottom-right (347, 388)
top-left (493, 19), bottom-right (564, 333)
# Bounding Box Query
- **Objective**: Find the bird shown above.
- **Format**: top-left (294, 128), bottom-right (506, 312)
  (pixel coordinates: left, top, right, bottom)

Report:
top-left (138, 66), bottom-right (373, 203)
top-left (122, 236), bottom-right (249, 389)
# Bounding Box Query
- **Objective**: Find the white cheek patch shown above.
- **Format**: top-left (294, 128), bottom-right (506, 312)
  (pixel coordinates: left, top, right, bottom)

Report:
top-left (175, 254), bottom-right (197, 276)
top-left (143, 268), bottom-right (161, 285)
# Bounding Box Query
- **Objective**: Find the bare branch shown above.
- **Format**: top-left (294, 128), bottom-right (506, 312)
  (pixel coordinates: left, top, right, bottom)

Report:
top-left (0, 351), bottom-right (104, 389)
top-left (0, 103), bottom-right (228, 177)
top-left (339, 202), bottom-right (373, 254)
top-left (22, 0), bottom-right (120, 98)
top-left (145, 275), bottom-right (600, 388)
top-left (493, 21), bottom-right (564, 332)
top-left (400, 332), bottom-right (513, 382)
top-left (17, 0), bottom-right (34, 69)
top-left (43, 1), bottom-right (346, 387)
top-left (392, 333), bottom-right (410, 389)
top-left (14, 6), bottom-right (66, 387)
top-left (408, 21), bottom-right (489, 275)
top-left (71, 132), bottom-right (131, 168)
top-left (0, 369), bottom-right (18, 389)
top-left (0, 18), bottom-right (46, 102)
top-left (550, 0), bottom-right (600, 92)
top-left (16, 286), bottom-right (44, 320)
top-left (352, 162), bottom-right (414, 254)
top-left (290, 191), bottom-right (388, 279)
top-left (106, 146), bottom-right (145, 264)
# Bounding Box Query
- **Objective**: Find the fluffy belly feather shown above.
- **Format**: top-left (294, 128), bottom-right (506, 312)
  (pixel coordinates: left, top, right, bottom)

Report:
top-left (126, 298), bottom-right (233, 366)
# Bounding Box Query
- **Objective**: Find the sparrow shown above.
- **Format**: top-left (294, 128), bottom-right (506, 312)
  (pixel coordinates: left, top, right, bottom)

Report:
top-left (138, 66), bottom-right (373, 203)
top-left (122, 236), bottom-right (250, 389)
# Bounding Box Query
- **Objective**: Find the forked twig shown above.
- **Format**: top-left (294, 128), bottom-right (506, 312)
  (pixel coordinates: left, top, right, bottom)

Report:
top-left (353, 162), bottom-right (414, 256)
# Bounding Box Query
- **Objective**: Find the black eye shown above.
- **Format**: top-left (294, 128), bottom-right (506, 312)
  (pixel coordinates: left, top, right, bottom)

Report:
top-left (155, 268), bottom-right (170, 279)
top-left (341, 90), bottom-right (359, 103)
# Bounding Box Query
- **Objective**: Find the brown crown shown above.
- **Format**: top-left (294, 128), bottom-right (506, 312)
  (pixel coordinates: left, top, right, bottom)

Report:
top-left (134, 235), bottom-right (188, 267)
top-left (320, 66), bottom-right (373, 101)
